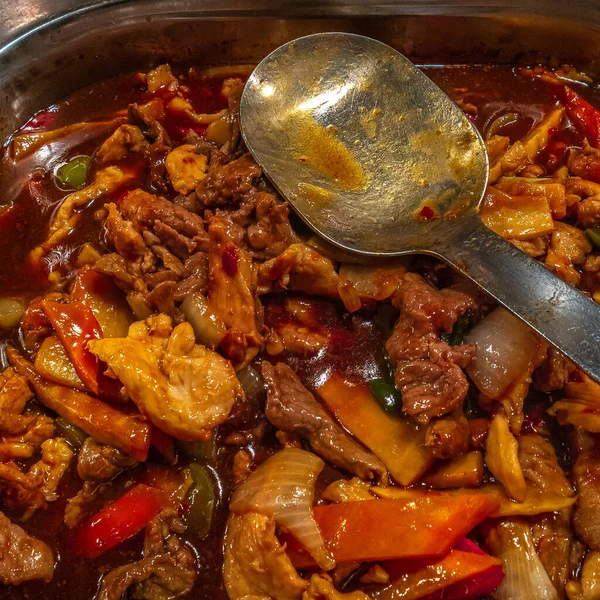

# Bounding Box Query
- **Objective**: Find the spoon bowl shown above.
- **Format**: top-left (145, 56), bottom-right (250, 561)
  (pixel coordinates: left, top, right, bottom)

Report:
top-left (241, 32), bottom-right (600, 382)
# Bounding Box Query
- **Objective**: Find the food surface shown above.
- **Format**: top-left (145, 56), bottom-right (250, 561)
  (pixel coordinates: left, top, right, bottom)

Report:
top-left (1, 60), bottom-right (600, 600)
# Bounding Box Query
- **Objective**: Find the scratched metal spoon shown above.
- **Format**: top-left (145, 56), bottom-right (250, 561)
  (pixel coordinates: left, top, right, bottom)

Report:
top-left (240, 32), bottom-right (600, 382)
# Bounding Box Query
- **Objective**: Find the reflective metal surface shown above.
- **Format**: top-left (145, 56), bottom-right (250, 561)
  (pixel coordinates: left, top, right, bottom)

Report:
top-left (242, 32), bottom-right (600, 382)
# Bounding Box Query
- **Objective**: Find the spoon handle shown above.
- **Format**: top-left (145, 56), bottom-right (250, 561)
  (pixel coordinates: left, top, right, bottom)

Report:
top-left (438, 216), bottom-right (600, 382)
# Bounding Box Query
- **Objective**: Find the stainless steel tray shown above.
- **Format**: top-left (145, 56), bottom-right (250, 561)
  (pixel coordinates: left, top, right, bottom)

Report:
top-left (1, 0), bottom-right (599, 145)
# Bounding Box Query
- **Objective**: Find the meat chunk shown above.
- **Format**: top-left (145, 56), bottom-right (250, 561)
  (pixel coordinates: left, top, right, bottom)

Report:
top-left (196, 155), bottom-right (261, 207)
top-left (246, 192), bottom-right (301, 258)
top-left (76, 437), bottom-right (138, 482)
top-left (568, 141), bottom-right (600, 183)
top-left (88, 314), bottom-right (242, 440)
top-left (257, 244), bottom-right (340, 298)
top-left (223, 512), bottom-right (307, 600)
top-left (64, 481), bottom-right (108, 529)
top-left (535, 347), bottom-right (576, 392)
top-left (424, 411), bottom-right (470, 460)
top-left (0, 511), bottom-right (54, 585)
top-left (262, 362), bottom-right (387, 483)
top-left (0, 438), bottom-right (73, 518)
top-left (303, 574), bottom-right (372, 600)
top-left (97, 508), bottom-right (196, 600)
top-left (207, 218), bottom-right (262, 368)
top-left (34, 166), bottom-right (135, 254)
top-left (386, 273), bottom-right (476, 424)
top-left (573, 450), bottom-right (600, 550)
top-left (96, 124), bottom-right (149, 165)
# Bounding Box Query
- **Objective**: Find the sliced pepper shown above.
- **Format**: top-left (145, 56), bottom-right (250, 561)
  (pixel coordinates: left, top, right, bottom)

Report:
top-left (41, 299), bottom-right (102, 394)
top-left (56, 155), bottom-right (91, 190)
top-left (586, 227), bottom-right (600, 250)
top-left (369, 378), bottom-right (402, 413)
top-left (283, 494), bottom-right (499, 567)
top-left (561, 85), bottom-right (600, 148)
top-left (185, 463), bottom-right (215, 538)
top-left (72, 484), bottom-right (170, 557)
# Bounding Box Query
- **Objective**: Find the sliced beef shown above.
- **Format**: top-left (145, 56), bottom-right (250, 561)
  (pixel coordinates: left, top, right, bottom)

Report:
top-left (424, 412), bottom-right (470, 460)
top-left (0, 511), bottom-right (54, 585)
top-left (97, 508), bottom-right (196, 600)
top-left (262, 362), bottom-right (387, 483)
top-left (77, 437), bottom-right (138, 483)
top-left (386, 273), bottom-right (476, 425)
top-left (573, 450), bottom-right (600, 550)
top-left (196, 155), bottom-right (260, 208)
top-left (534, 347), bottom-right (576, 392)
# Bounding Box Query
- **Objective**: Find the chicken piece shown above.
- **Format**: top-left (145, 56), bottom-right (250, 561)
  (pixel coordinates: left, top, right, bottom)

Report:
top-left (568, 140), bottom-right (600, 183)
top-left (510, 236), bottom-right (549, 258)
top-left (535, 347), bottom-right (577, 392)
top-left (165, 144), bottom-right (208, 194)
top-left (321, 478), bottom-right (375, 503)
top-left (272, 323), bottom-right (328, 356)
top-left (385, 273), bottom-right (476, 425)
top-left (88, 314), bottom-right (242, 440)
top-left (262, 362), bottom-right (387, 483)
top-left (97, 508), bottom-right (196, 600)
top-left (207, 218), bottom-right (262, 368)
top-left (0, 438), bottom-right (73, 519)
top-left (573, 450), bottom-right (600, 550)
top-left (0, 368), bottom-right (33, 413)
top-left (64, 481), bottom-right (108, 529)
top-left (34, 166), bottom-right (135, 254)
top-left (545, 221), bottom-right (592, 286)
top-left (146, 64), bottom-right (179, 94)
top-left (303, 574), bottom-right (372, 600)
top-left (566, 551), bottom-right (600, 600)
top-left (96, 124), bottom-right (149, 165)
top-left (77, 437), bottom-right (138, 482)
top-left (258, 244), bottom-right (340, 298)
top-left (105, 202), bottom-right (149, 261)
top-left (223, 512), bottom-right (307, 600)
top-left (196, 154), bottom-right (261, 207)
top-left (0, 511), bottom-right (54, 585)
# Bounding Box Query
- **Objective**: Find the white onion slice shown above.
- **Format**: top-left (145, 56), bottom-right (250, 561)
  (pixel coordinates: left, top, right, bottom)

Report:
top-left (486, 520), bottom-right (557, 600)
top-left (466, 308), bottom-right (539, 399)
top-left (230, 447), bottom-right (335, 570)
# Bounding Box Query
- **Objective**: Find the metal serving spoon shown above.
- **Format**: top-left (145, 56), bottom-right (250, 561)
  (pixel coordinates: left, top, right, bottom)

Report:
top-left (240, 32), bottom-right (600, 382)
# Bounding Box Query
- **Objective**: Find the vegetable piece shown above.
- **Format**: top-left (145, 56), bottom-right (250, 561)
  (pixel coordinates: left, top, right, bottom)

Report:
top-left (126, 292), bottom-right (152, 320)
top-left (548, 400), bottom-right (600, 432)
top-left (55, 417), bottom-right (88, 450)
top-left (372, 484), bottom-right (577, 517)
top-left (185, 463), bottom-right (215, 538)
top-left (180, 292), bottom-right (226, 349)
top-left (422, 451), bottom-right (483, 489)
top-left (7, 346), bottom-right (150, 461)
top-left (317, 375), bottom-right (433, 486)
top-left (466, 307), bottom-right (539, 399)
top-left (480, 187), bottom-right (555, 240)
top-left (372, 550), bottom-right (503, 600)
top-left (0, 297), bottom-right (25, 329)
top-left (284, 494), bottom-right (498, 568)
top-left (177, 438), bottom-right (217, 464)
top-left (34, 335), bottom-right (87, 391)
top-left (76, 243), bottom-right (102, 266)
top-left (71, 267), bottom-right (135, 338)
top-left (521, 107), bottom-right (565, 160)
top-left (369, 378), bottom-right (402, 413)
top-left (236, 365), bottom-right (264, 400)
top-left (56, 155), bottom-right (91, 190)
top-left (483, 519), bottom-right (557, 600)
top-left (440, 310), bottom-right (473, 346)
top-left (495, 177), bottom-right (567, 219)
top-left (230, 447), bottom-right (334, 570)
top-left (485, 410), bottom-right (526, 502)
top-left (561, 85), bottom-right (600, 148)
top-left (72, 484), bottom-right (170, 557)
top-left (41, 299), bottom-right (102, 393)
top-left (586, 227), bottom-right (600, 250)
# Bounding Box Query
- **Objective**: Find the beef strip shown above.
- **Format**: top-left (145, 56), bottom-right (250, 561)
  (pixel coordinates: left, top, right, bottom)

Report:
top-left (262, 362), bottom-right (388, 483)
top-left (97, 508), bottom-right (196, 600)
top-left (0, 511), bottom-right (54, 585)
top-left (573, 450), bottom-right (600, 550)
top-left (77, 437), bottom-right (138, 483)
top-left (386, 273), bottom-right (476, 425)
top-left (424, 411), bottom-right (470, 460)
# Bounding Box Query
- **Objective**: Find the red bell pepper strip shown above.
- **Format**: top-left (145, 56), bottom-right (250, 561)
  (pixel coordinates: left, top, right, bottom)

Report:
top-left (561, 85), bottom-right (600, 148)
top-left (282, 494), bottom-right (499, 567)
top-left (41, 300), bottom-right (102, 394)
top-left (72, 484), bottom-right (171, 557)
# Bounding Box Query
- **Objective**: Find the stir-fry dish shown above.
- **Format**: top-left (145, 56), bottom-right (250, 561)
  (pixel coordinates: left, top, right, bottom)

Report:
top-left (3, 60), bottom-right (600, 600)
